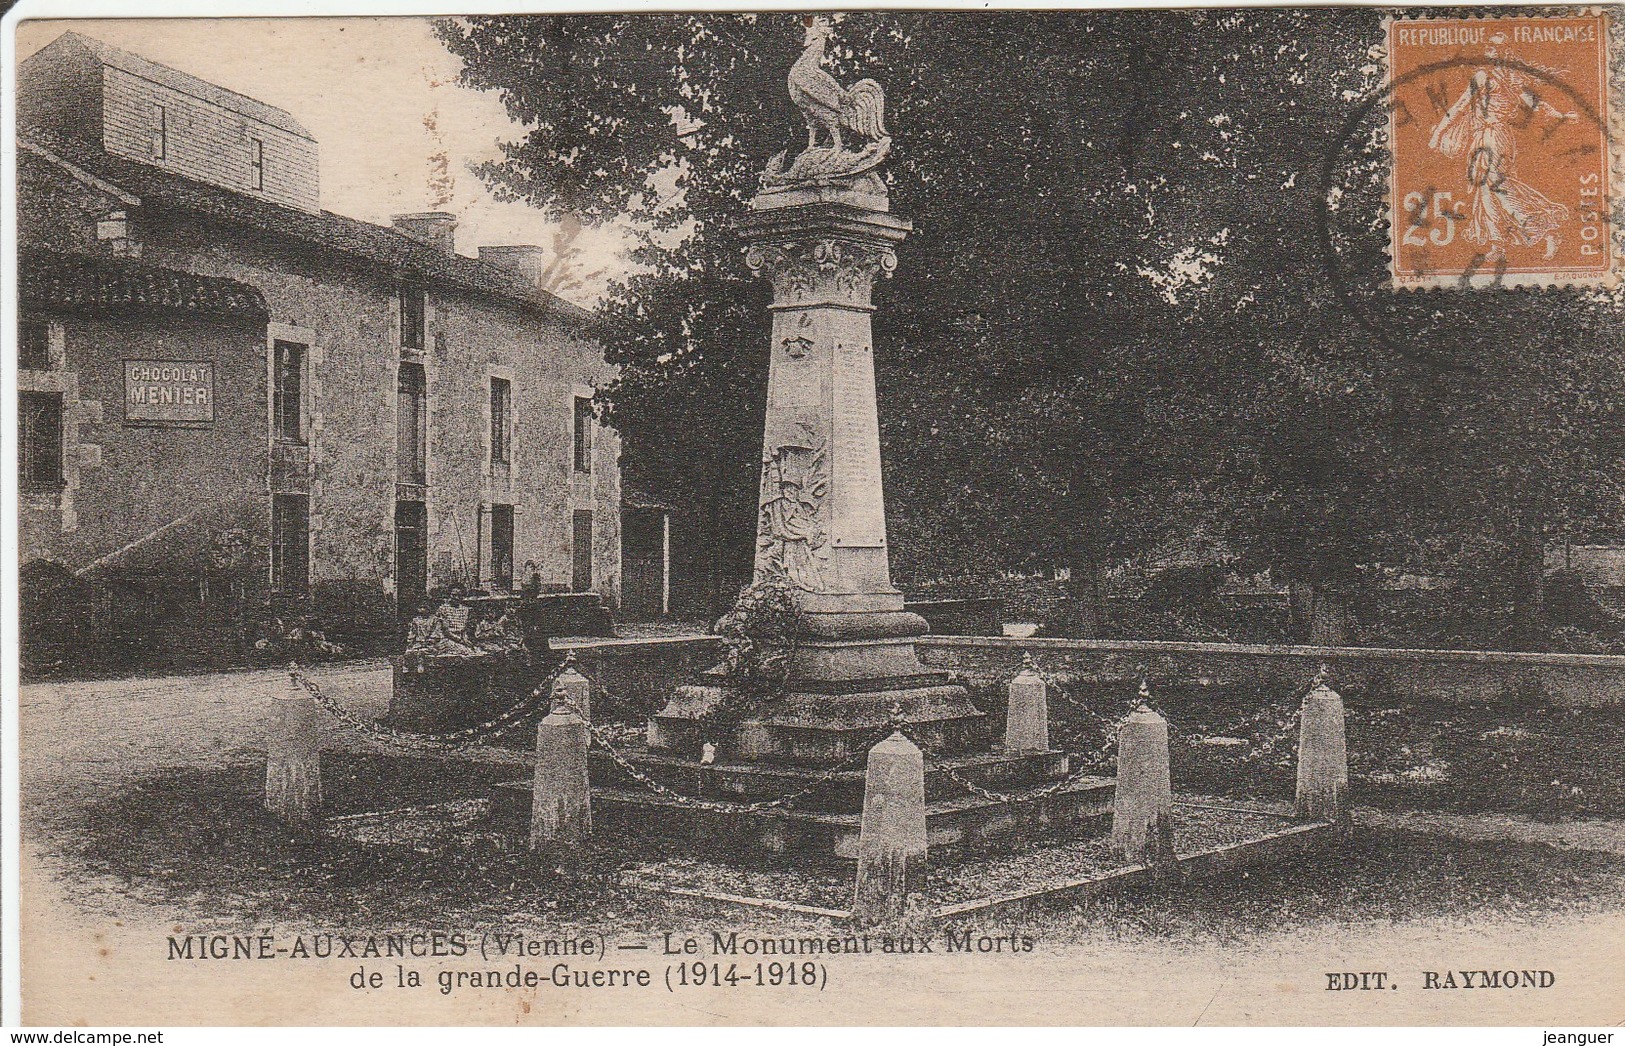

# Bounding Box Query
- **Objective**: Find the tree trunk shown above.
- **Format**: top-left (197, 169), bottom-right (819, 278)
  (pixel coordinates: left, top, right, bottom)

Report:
top-left (1287, 581), bottom-right (1313, 641)
top-left (1063, 554), bottom-right (1106, 638)
top-left (1509, 528), bottom-right (1547, 650)
top-left (1308, 589), bottom-right (1355, 647)
top-left (1290, 581), bottom-right (1355, 646)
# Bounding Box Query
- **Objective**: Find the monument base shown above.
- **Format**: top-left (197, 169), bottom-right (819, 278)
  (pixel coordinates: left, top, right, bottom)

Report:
top-left (648, 671), bottom-right (987, 764)
top-left (491, 744), bottom-right (1114, 859)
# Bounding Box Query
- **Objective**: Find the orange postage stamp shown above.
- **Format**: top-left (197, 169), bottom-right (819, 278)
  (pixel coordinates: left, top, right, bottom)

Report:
top-left (1386, 11), bottom-right (1616, 289)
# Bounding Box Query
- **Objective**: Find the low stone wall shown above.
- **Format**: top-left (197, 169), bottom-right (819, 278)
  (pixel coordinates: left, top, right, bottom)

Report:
top-left (917, 636), bottom-right (1625, 708)
top-left (543, 633), bottom-right (1625, 712)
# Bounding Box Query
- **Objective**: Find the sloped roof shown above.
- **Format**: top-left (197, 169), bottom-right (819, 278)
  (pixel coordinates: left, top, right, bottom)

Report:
top-left (21, 247), bottom-right (269, 320)
top-left (46, 31), bottom-right (315, 140)
top-left (24, 134), bottom-right (598, 328)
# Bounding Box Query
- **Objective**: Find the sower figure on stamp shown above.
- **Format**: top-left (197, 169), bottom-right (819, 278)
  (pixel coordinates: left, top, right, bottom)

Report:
top-left (1427, 34), bottom-right (1579, 261)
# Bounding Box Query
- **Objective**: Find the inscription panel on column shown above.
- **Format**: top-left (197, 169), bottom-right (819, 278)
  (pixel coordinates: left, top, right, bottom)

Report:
top-left (831, 340), bottom-right (886, 547)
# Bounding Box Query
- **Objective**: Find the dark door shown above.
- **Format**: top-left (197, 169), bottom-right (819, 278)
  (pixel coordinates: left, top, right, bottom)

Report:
top-left (271, 493), bottom-right (310, 592)
top-left (490, 505), bottom-right (514, 591)
top-left (620, 507), bottom-right (663, 619)
top-left (572, 510), bottom-right (593, 593)
top-left (395, 500), bottom-right (427, 613)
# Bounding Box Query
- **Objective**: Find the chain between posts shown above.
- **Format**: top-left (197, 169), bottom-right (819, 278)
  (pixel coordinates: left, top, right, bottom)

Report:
top-left (912, 726), bottom-right (1120, 805)
top-left (889, 678), bottom-right (1119, 806)
top-left (293, 645), bottom-right (1310, 806)
top-left (1017, 653), bottom-right (1303, 759)
top-left (288, 659), bottom-right (566, 752)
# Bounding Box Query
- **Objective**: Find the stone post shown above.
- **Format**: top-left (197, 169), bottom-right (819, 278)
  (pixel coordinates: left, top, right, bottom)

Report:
top-left (852, 731), bottom-right (928, 926)
top-left (1295, 666), bottom-right (1350, 829)
top-left (265, 667), bottom-right (323, 826)
top-left (530, 699), bottom-right (592, 853)
top-left (1111, 688), bottom-right (1175, 866)
top-left (1004, 654), bottom-right (1049, 753)
top-left (552, 652), bottom-right (592, 721)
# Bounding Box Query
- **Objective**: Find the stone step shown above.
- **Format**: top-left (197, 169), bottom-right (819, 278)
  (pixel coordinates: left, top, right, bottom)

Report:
top-left (490, 773), bottom-right (1115, 860)
top-left (586, 747), bottom-right (1072, 811)
top-left (648, 709), bottom-right (992, 765)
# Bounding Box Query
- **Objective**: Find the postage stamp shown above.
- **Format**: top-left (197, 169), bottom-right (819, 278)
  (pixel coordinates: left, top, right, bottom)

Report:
top-left (1385, 11), bottom-right (1616, 289)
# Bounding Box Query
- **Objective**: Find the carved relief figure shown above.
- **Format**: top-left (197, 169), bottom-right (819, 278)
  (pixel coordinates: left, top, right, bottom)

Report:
top-left (757, 415), bottom-right (830, 591)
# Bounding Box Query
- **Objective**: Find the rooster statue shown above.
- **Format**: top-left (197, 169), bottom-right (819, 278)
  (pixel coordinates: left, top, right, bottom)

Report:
top-left (763, 17), bottom-right (892, 188)
top-left (789, 18), bottom-right (888, 154)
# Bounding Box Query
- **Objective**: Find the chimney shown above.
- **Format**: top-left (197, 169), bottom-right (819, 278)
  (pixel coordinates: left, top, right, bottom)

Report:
top-left (478, 245), bottom-right (547, 288)
top-left (391, 212), bottom-right (457, 253)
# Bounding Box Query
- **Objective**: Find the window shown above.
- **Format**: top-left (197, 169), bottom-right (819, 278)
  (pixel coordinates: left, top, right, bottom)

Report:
top-left (19, 319), bottom-right (50, 370)
top-left (151, 103), bottom-right (167, 160)
top-left (399, 284), bottom-right (425, 351)
top-left (573, 395), bottom-right (594, 473)
top-left (272, 340), bottom-right (305, 443)
top-left (489, 377), bottom-right (511, 468)
top-left (249, 137), bottom-right (264, 190)
top-left (20, 392), bottom-right (63, 487)
top-left (572, 510), bottom-right (594, 592)
top-left (271, 494), bottom-right (310, 591)
top-left (397, 363), bottom-right (427, 485)
top-left (490, 505), bottom-right (514, 591)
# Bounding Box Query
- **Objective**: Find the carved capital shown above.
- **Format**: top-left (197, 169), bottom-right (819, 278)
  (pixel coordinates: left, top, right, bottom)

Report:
top-left (744, 238), bottom-right (898, 306)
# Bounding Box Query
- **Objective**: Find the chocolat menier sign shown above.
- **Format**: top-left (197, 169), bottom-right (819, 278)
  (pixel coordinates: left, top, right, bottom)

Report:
top-left (123, 359), bottom-right (215, 426)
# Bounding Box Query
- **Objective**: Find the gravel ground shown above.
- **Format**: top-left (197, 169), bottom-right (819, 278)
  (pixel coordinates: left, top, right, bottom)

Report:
top-left (56, 761), bottom-right (1625, 941)
top-left (620, 805), bottom-right (1303, 909)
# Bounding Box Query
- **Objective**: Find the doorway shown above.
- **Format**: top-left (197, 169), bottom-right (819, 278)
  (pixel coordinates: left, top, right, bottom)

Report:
top-left (395, 500), bottom-right (427, 614)
top-left (571, 510), bottom-right (593, 593)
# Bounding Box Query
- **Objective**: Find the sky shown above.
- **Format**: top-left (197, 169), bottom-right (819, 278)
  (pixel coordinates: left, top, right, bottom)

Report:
top-left (15, 16), bottom-right (633, 304)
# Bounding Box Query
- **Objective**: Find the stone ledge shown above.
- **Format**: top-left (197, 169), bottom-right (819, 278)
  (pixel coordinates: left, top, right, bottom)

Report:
top-left (919, 634), bottom-right (1625, 669)
top-left (552, 634), bottom-right (718, 654)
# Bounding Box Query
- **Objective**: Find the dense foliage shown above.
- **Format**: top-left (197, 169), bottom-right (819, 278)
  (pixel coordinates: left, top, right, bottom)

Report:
top-left (438, 11), bottom-right (1625, 647)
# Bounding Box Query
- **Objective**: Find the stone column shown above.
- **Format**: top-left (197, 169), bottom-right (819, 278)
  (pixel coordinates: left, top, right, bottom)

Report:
top-left (739, 201), bottom-right (927, 682)
top-left (1295, 668), bottom-right (1350, 829)
top-left (654, 189), bottom-right (987, 766)
top-left (1111, 698), bottom-right (1175, 866)
top-left (852, 730), bottom-right (928, 926)
top-left (266, 669), bottom-right (323, 826)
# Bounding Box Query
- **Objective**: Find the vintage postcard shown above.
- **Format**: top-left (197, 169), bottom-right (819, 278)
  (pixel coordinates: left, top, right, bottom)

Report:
top-left (8, 3), bottom-right (1625, 1029)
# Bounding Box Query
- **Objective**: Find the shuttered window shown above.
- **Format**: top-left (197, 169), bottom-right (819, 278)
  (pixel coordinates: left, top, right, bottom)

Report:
top-left (490, 377), bottom-right (511, 467)
top-left (20, 392), bottom-right (63, 487)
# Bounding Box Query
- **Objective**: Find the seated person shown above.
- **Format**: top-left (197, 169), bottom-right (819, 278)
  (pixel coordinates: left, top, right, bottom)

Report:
top-left (405, 603), bottom-right (437, 650)
top-left (416, 598), bottom-right (481, 658)
top-left (473, 605), bottom-right (524, 652)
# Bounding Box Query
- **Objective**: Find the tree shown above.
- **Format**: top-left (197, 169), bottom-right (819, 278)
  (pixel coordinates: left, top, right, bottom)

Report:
top-left (439, 11), bottom-right (1625, 646)
top-left (438, 13), bottom-right (1241, 616)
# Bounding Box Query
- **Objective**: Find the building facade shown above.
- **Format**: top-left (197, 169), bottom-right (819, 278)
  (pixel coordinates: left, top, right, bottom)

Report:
top-left (17, 32), bottom-right (622, 669)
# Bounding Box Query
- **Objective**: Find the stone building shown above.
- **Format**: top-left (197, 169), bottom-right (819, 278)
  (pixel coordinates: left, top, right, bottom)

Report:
top-left (16, 32), bottom-right (622, 669)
